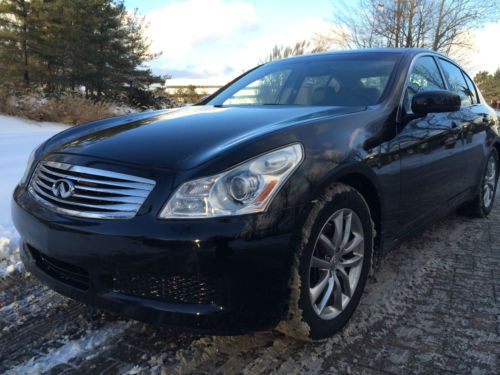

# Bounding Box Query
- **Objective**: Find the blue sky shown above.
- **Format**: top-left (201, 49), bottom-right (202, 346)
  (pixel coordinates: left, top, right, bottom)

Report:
top-left (124, 0), bottom-right (333, 85)
top-left (124, 0), bottom-right (499, 86)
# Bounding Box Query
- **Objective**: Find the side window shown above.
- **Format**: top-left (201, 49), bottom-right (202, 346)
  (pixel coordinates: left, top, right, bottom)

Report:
top-left (438, 59), bottom-right (472, 106)
top-left (463, 72), bottom-right (479, 104)
top-left (405, 56), bottom-right (445, 112)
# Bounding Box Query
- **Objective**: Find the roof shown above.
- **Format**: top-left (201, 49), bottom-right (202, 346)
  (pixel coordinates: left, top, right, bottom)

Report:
top-left (271, 47), bottom-right (448, 63)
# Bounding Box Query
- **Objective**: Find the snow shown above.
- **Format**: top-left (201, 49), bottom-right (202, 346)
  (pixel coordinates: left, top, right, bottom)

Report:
top-left (0, 115), bottom-right (68, 278)
top-left (6, 322), bottom-right (128, 375)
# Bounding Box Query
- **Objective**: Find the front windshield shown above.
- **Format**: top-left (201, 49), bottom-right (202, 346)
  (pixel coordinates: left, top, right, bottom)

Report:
top-left (208, 53), bottom-right (400, 107)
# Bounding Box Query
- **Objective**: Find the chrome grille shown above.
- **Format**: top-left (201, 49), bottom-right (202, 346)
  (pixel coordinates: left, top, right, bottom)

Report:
top-left (28, 160), bottom-right (156, 219)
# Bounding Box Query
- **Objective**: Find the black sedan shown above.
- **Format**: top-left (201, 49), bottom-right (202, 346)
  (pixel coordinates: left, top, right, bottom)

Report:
top-left (12, 48), bottom-right (500, 340)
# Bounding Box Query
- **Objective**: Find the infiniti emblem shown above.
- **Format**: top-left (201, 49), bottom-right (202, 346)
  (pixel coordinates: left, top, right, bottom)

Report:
top-left (51, 179), bottom-right (75, 199)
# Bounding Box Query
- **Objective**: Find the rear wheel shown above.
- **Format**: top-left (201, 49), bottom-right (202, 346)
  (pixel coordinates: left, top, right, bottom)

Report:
top-left (461, 149), bottom-right (498, 217)
top-left (279, 183), bottom-right (373, 340)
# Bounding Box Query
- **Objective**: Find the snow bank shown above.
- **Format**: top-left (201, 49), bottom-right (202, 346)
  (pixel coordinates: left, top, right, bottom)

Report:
top-left (0, 225), bottom-right (22, 278)
top-left (0, 115), bottom-right (67, 277)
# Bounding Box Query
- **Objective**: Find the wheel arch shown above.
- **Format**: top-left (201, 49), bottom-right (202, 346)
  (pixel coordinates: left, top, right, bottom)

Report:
top-left (312, 164), bottom-right (384, 266)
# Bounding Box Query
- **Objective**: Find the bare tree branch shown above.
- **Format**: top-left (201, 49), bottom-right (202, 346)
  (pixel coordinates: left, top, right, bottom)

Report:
top-left (321, 0), bottom-right (499, 62)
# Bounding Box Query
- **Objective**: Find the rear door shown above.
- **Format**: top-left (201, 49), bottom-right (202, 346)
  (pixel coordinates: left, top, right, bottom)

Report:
top-left (398, 55), bottom-right (464, 232)
top-left (438, 58), bottom-right (489, 194)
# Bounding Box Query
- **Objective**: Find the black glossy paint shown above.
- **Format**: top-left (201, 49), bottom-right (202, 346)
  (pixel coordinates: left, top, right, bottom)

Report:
top-left (12, 48), bottom-right (500, 333)
top-left (411, 90), bottom-right (461, 115)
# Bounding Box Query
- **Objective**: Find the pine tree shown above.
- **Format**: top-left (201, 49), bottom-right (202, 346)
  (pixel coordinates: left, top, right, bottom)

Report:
top-left (474, 70), bottom-right (500, 106)
top-left (0, 0), bottom-right (38, 86)
top-left (0, 0), bottom-right (164, 98)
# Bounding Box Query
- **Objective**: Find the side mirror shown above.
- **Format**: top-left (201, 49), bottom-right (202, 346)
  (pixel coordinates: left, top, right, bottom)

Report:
top-left (411, 90), bottom-right (461, 115)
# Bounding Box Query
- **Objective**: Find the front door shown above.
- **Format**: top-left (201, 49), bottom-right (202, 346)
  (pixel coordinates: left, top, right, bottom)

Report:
top-left (397, 55), bottom-right (463, 234)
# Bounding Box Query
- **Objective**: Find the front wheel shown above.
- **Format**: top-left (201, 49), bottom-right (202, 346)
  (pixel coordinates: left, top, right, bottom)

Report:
top-left (278, 183), bottom-right (373, 340)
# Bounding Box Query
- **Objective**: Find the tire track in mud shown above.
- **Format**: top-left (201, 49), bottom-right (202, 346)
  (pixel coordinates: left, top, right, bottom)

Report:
top-left (0, 274), bottom-right (73, 333)
top-left (5, 322), bottom-right (129, 375)
top-left (61, 326), bottom-right (199, 374)
top-left (0, 274), bottom-right (127, 372)
top-left (27, 323), bottom-right (202, 374)
top-left (0, 273), bottom-right (38, 308)
top-left (0, 298), bottom-right (93, 371)
top-left (0, 275), bottom-right (196, 374)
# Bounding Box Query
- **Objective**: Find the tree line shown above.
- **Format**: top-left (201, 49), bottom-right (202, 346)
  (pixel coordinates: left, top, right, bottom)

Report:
top-left (0, 0), bottom-right (164, 99)
top-left (474, 70), bottom-right (500, 107)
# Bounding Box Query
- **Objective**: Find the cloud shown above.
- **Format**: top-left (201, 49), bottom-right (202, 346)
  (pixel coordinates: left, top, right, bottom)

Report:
top-left (215, 17), bottom-right (333, 72)
top-left (145, 0), bottom-right (258, 60)
top-left (150, 14), bottom-right (334, 86)
top-left (468, 22), bottom-right (500, 75)
top-left (154, 65), bottom-right (235, 79)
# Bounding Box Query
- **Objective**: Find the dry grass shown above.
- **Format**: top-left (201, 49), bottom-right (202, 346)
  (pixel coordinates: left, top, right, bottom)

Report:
top-left (0, 89), bottom-right (127, 125)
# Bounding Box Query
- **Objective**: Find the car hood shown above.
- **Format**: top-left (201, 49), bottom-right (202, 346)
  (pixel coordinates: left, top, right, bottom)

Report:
top-left (43, 105), bottom-right (366, 171)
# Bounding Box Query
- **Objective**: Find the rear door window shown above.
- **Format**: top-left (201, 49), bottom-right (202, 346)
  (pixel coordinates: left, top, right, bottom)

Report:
top-left (462, 72), bottom-right (479, 104)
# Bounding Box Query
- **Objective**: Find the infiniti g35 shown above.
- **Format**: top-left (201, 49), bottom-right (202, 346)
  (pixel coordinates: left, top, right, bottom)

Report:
top-left (12, 49), bottom-right (499, 340)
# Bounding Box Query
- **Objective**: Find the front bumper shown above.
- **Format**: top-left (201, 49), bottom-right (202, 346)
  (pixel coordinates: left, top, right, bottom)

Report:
top-left (13, 185), bottom-right (301, 334)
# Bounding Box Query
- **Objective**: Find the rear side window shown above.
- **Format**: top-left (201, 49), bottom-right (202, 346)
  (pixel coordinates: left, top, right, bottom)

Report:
top-left (439, 59), bottom-right (472, 106)
top-left (404, 56), bottom-right (445, 112)
top-left (463, 73), bottom-right (479, 104)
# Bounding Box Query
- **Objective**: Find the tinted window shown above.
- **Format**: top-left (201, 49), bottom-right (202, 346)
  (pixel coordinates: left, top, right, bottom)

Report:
top-left (208, 54), bottom-right (400, 107)
top-left (404, 56), bottom-right (445, 112)
top-left (439, 59), bottom-right (472, 106)
top-left (463, 72), bottom-right (478, 104)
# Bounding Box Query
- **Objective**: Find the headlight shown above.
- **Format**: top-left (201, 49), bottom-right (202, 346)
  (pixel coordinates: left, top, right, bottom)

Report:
top-left (20, 148), bottom-right (37, 185)
top-left (159, 143), bottom-right (303, 219)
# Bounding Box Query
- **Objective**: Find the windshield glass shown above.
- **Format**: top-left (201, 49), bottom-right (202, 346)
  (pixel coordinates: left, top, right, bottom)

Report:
top-left (208, 53), bottom-right (400, 107)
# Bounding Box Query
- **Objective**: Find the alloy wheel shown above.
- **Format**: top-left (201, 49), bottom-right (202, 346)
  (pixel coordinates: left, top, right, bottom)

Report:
top-left (483, 156), bottom-right (497, 209)
top-left (308, 208), bottom-right (365, 320)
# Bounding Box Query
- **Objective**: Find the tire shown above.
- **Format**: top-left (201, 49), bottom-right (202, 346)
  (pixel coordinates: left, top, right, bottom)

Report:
top-left (461, 148), bottom-right (499, 218)
top-left (278, 183), bottom-right (373, 341)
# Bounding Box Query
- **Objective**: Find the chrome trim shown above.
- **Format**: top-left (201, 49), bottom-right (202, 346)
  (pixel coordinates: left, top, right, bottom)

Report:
top-left (38, 165), bottom-right (153, 190)
top-left (43, 161), bottom-right (154, 184)
top-left (29, 161), bottom-right (156, 219)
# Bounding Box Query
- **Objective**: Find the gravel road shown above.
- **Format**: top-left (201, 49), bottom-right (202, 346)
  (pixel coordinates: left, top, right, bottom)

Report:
top-left (1, 193), bottom-right (499, 375)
